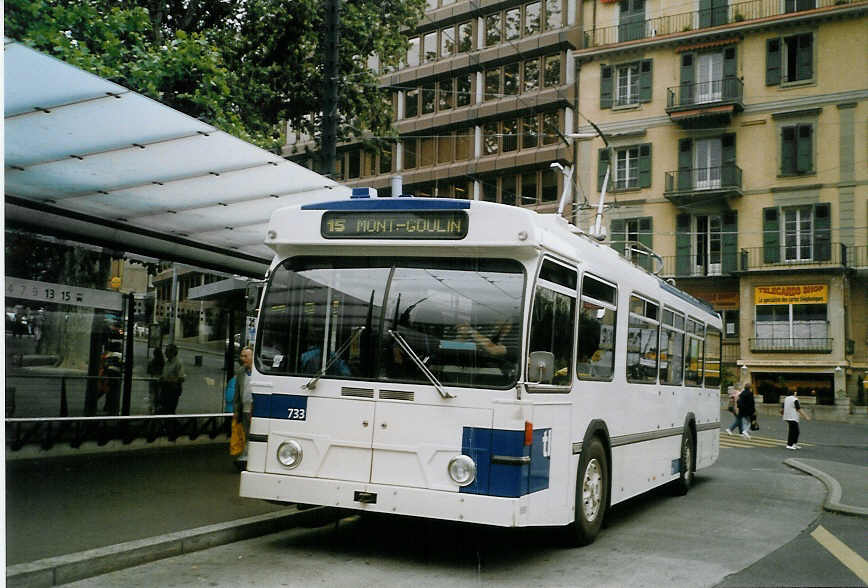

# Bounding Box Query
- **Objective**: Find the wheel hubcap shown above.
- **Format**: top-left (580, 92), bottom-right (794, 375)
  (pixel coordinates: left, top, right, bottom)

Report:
top-left (582, 459), bottom-right (602, 521)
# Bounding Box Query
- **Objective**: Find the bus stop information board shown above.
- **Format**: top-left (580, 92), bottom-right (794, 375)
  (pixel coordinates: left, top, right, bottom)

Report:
top-left (321, 210), bottom-right (468, 239)
top-left (5, 276), bottom-right (124, 311)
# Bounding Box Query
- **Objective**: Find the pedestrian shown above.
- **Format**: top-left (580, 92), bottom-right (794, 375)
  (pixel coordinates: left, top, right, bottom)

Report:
top-left (159, 344), bottom-right (185, 414)
top-left (146, 347), bottom-right (164, 414)
top-left (736, 383), bottom-right (756, 439)
top-left (782, 388), bottom-right (810, 450)
top-left (232, 346), bottom-right (254, 467)
top-left (724, 385), bottom-right (743, 435)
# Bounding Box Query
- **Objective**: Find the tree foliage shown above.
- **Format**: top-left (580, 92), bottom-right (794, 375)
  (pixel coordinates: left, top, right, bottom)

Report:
top-left (5, 0), bottom-right (424, 152)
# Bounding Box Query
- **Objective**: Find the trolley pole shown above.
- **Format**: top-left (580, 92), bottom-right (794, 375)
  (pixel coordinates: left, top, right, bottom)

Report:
top-left (320, 0), bottom-right (340, 178)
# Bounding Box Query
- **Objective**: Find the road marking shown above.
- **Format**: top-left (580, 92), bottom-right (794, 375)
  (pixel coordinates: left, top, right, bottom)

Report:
top-left (811, 525), bottom-right (868, 584)
top-left (719, 432), bottom-right (813, 449)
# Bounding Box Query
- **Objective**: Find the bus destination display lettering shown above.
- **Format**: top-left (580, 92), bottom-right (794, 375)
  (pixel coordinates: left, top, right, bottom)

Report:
top-left (322, 211), bottom-right (468, 240)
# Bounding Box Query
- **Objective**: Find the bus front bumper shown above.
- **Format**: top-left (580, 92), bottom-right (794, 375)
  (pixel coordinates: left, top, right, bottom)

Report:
top-left (240, 471), bottom-right (528, 527)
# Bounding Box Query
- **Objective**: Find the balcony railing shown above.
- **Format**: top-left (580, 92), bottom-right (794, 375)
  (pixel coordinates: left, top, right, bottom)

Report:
top-left (749, 338), bottom-right (833, 353)
top-left (664, 164), bottom-right (743, 195)
top-left (657, 255), bottom-right (731, 278)
top-left (666, 78), bottom-right (744, 110)
top-left (738, 243), bottom-right (847, 271)
top-left (582, 0), bottom-right (856, 48)
top-left (849, 245), bottom-right (868, 269)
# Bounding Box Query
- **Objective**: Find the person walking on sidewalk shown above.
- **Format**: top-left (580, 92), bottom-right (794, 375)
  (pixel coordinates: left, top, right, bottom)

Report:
top-left (160, 344), bottom-right (185, 414)
top-left (724, 385), bottom-right (743, 435)
top-left (782, 388), bottom-right (810, 450)
top-left (232, 346), bottom-right (254, 467)
top-left (736, 383), bottom-right (756, 439)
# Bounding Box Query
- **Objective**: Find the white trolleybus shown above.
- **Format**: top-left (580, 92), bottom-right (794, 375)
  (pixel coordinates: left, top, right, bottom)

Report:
top-left (240, 187), bottom-right (722, 545)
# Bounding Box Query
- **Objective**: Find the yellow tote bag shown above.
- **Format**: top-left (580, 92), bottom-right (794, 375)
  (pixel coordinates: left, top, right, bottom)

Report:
top-left (229, 418), bottom-right (246, 456)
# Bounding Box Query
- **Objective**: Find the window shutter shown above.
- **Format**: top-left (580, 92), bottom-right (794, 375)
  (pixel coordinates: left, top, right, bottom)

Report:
top-left (678, 138), bottom-right (693, 191)
top-left (796, 124), bottom-right (813, 173)
top-left (600, 64), bottom-right (613, 109)
top-left (797, 34), bottom-right (813, 81)
top-left (699, 0), bottom-right (712, 28)
top-left (722, 211), bottom-right (738, 274)
top-left (781, 126), bottom-right (796, 174)
top-left (679, 54), bottom-right (694, 105)
top-left (638, 143), bottom-right (652, 188)
top-left (676, 214), bottom-right (691, 276)
top-left (639, 59), bottom-right (653, 102)
top-left (763, 207), bottom-right (780, 264)
top-left (723, 47), bottom-right (737, 99)
top-left (638, 216), bottom-right (653, 271)
top-left (813, 202), bottom-right (831, 261)
top-left (610, 218), bottom-right (626, 254)
top-left (766, 38), bottom-right (781, 85)
top-left (598, 148), bottom-right (611, 192)
top-left (722, 133), bottom-right (736, 185)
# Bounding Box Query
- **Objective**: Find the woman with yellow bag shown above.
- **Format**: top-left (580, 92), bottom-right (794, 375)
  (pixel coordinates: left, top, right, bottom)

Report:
top-left (231, 347), bottom-right (253, 470)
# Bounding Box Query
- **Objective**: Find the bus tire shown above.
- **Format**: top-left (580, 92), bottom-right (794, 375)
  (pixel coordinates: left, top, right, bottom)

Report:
top-left (567, 436), bottom-right (608, 546)
top-left (672, 427), bottom-right (695, 496)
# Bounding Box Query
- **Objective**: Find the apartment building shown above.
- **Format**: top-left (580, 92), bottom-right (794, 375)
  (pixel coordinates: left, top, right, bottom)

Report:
top-left (285, 0), bottom-right (868, 411)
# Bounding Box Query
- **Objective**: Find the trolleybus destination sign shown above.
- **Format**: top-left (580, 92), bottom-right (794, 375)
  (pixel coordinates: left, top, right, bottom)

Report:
top-left (321, 210), bottom-right (468, 240)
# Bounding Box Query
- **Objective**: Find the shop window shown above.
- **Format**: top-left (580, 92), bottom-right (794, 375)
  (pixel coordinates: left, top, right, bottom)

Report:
top-left (755, 297), bottom-right (828, 348)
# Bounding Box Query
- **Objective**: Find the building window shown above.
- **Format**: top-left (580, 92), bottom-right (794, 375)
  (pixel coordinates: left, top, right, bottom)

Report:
top-left (379, 146), bottom-right (393, 175)
top-left (502, 175), bottom-right (518, 205)
top-left (544, 55), bottom-right (561, 87)
top-left (455, 126), bottom-right (471, 160)
top-left (541, 168), bottom-right (558, 202)
top-left (755, 301), bottom-right (828, 347)
top-left (521, 171), bottom-right (537, 205)
top-left (420, 137), bottom-right (435, 167)
top-left (404, 138), bottom-right (417, 169)
top-left (406, 37), bottom-right (420, 68)
top-left (766, 33), bottom-right (813, 85)
top-left (542, 112), bottom-right (559, 145)
top-left (781, 123), bottom-right (814, 175)
top-left (438, 79), bottom-right (453, 111)
top-left (485, 68), bottom-right (501, 101)
top-left (440, 27), bottom-right (455, 57)
top-left (485, 14), bottom-right (502, 46)
top-left (438, 133), bottom-right (453, 164)
top-left (782, 206), bottom-right (814, 261)
top-left (610, 216), bottom-right (653, 269)
top-left (604, 143), bottom-right (651, 191)
top-left (545, 0), bottom-right (563, 30)
top-left (481, 176), bottom-right (498, 202)
top-left (504, 62), bottom-right (519, 95)
top-left (615, 146), bottom-right (639, 190)
top-left (421, 82), bottom-right (435, 114)
top-left (502, 119), bottom-right (518, 152)
top-left (785, 0), bottom-right (815, 10)
top-left (616, 62), bottom-right (640, 106)
top-left (456, 74), bottom-right (472, 107)
top-left (458, 22), bottom-right (473, 52)
top-left (405, 88), bottom-right (418, 118)
top-left (524, 59), bottom-right (540, 92)
top-left (524, 2), bottom-right (541, 36)
top-left (483, 122), bottom-right (499, 155)
top-left (423, 32), bottom-right (437, 63)
top-left (762, 203), bottom-right (830, 264)
top-left (505, 8), bottom-right (521, 40)
top-left (522, 115), bottom-right (539, 149)
top-left (348, 149), bottom-right (361, 179)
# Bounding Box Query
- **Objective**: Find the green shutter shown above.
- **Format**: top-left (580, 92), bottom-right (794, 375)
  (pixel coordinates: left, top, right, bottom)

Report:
top-left (813, 202), bottom-right (831, 261)
top-left (781, 126), bottom-right (796, 174)
top-left (676, 214), bottom-right (691, 276)
top-left (638, 216), bottom-right (653, 270)
top-left (722, 134), bottom-right (736, 185)
top-left (679, 54), bottom-right (694, 105)
top-left (763, 207), bottom-right (780, 263)
top-left (639, 59), bottom-right (653, 103)
top-left (797, 34), bottom-right (813, 81)
top-left (722, 211), bottom-right (737, 274)
top-left (638, 143), bottom-right (652, 188)
top-left (766, 38), bottom-right (781, 85)
top-left (796, 124), bottom-right (813, 173)
top-left (699, 0), bottom-right (712, 28)
top-left (600, 64), bottom-right (613, 109)
top-left (678, 138), bottom-right (693, 191)
top-left (610, 218), bottom-right (626, 254)
top-left (598, 148), bottom-right (611, 192)
top-left (723, 47), bottom-right (737, 99)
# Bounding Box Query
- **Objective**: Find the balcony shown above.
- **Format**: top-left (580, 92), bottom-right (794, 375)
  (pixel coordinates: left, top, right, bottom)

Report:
top-left (738, 243), bottom-right (848, 272)
top-left (666, 79), bottom-right (744, 127)
top-left (657, 255), bottom-right (734, 278)
top-left (581, 0), bottom-right (858, 49)
top-left (749, 338), bottom-right (833, 353)
top-left (664, 164), bottom-right (743, 207)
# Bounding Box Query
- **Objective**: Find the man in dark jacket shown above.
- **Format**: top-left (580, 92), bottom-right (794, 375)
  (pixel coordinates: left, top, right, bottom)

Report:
top-left (737, 383), bottom-right (756, 439)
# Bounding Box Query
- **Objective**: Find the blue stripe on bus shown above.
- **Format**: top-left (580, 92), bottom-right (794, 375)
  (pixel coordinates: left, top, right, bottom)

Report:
top-left (252, 393), bottom-right (308, 420)
top-left (460, 427), bottom-right (551, 498)
top-left (301, 198), bottom-right (471, 211)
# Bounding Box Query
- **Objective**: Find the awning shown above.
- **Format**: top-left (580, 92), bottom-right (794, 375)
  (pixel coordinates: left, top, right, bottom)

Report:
top-left (4, 38), bottom-right (351, 276)
top-left (675, 37), bottom-right (741, 53)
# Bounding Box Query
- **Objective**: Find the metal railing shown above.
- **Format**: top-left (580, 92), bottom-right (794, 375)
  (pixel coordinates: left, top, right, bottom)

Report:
top-left (657, 255), bottom-right (730, 278)
top-left (582, 0), bottom-right (856, 48)
top-left (849, 245), bottom-right (868, 269)
top-left (664, 164), bottom-right (743, 194)
top-left (738, 243), bottom-right (847, 271)
top-left (666, 78), bottom-right (744, 110)
top-left (749, 337), bottom-right (833, 352)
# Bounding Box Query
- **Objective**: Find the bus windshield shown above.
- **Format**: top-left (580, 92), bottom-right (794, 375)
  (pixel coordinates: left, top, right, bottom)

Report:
top-left (256, 256), bottom-right (525, 388)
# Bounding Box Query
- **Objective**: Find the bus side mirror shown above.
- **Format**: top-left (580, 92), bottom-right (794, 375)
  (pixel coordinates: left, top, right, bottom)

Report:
top-left (528, 351), bottom-right (554, 384)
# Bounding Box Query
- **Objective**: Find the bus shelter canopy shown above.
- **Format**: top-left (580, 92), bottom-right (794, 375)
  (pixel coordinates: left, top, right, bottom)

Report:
top-left (4, 38), bottom-right (350, 276)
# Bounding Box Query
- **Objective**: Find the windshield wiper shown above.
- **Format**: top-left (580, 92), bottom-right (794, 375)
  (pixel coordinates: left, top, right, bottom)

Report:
top-left (388, 329), bottom-right (454, 399)
top-left (303, 326), bottom-right (365, 390)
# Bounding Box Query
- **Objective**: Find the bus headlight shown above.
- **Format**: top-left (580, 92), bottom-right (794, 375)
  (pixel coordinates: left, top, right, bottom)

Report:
top-left (448, 455), bottom-right (476, 486)
top-left (276, 440), bottom-right (303, 469)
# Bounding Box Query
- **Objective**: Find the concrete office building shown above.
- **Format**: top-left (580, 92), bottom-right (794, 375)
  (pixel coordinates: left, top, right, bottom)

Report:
top-left (285, 0), bottom-right (868, 416)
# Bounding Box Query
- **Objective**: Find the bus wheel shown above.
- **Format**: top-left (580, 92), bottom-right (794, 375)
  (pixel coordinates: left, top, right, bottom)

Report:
top-left (672, 428), bottom-right (694, 496)
top-left (567, 437), bottom-right (608, 546)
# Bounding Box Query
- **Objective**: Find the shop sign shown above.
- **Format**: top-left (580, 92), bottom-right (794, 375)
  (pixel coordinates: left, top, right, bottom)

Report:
top-left (755, 284), bottom-right (827, 305)
top-left (5, 276), bottom-right (123, 311)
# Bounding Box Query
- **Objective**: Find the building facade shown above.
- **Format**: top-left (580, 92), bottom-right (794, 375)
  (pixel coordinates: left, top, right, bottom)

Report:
top-left (286, 0), bottom-right (868, 411)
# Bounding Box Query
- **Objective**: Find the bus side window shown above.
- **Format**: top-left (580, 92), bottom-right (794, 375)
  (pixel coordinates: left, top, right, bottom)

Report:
top-left (528, 260), bottom-right (576, 387)
top-left (684, 317), bottom-right (705, 386)
top-left (660, 308), bottom-right (685, 386)
top-left (626, 295), bottom-right (660, 384)
top-left (577, 275), bottom-right (617, 381)
top-left (704, 325), bottom-right (721, 389)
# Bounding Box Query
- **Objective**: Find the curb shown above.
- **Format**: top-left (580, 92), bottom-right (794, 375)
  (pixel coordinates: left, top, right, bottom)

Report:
top-left (6, 506), bottom-right (338, 587)
top-left (784, 458), bottom-right (868, 518)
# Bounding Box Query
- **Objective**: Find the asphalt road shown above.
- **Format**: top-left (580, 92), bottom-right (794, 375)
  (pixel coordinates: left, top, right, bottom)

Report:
top-left (64, 438), bottom-right (861, 588)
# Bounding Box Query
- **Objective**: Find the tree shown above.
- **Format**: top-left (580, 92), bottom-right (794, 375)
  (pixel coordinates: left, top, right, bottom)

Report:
top-left (4, 0), bottom-right (425, 153)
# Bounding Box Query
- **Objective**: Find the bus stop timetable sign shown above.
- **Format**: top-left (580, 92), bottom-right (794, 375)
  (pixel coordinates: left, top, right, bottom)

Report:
top-left (321, 210), bottom-right (468, 240)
